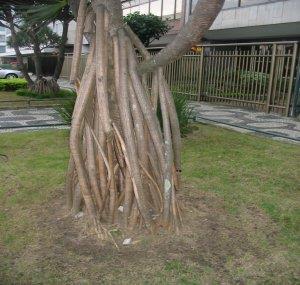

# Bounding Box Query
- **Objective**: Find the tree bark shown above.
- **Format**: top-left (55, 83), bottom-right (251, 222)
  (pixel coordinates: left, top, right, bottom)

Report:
top-left (139, 0), bottom-right (225, 74)
top-left (4, 8), bottom-right (34, 87)
top-left (28, 29), bottom-right (43, 79)
top-left (66, 0), bottom-right (224, 237)
top-left (70, 0), bottom-right (87, 83)
top-left (53, 20), bottom-right (69, 80)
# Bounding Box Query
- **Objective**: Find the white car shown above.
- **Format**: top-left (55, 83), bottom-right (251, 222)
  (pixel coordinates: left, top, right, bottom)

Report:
top-left (0, 68), bottom-right (23, 79)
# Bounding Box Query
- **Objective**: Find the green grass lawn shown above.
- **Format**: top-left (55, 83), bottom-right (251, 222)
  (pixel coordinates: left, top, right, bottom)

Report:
top-left (0, 91), bottom-right (72, 109)
top-left (0, 125), bottom-right (299, 284)
top-left (0, 91), bottom-right (26, 101)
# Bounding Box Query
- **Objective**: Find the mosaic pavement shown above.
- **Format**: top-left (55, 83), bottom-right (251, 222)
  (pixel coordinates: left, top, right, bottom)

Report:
top-left (190, 102), bottom-right (300, 143)
top-left (0, 108), bottom-right (66, 133)
top-left (0, 103), bottom-right (299, 144)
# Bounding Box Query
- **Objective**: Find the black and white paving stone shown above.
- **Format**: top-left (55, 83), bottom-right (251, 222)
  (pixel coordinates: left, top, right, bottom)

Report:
top-left (0, 108), bottom-right (66, 132)
top-left (1, 103), bottom-right (299, 144)
top-left (190, 102), bottom-right (300, 143)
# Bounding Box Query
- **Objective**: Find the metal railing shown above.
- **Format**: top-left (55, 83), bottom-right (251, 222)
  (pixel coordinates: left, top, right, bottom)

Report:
top-left (61, 41), bottom-right (299, 116)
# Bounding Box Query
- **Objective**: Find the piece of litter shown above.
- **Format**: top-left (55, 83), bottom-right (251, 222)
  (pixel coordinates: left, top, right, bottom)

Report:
top-left (118, 206), bottom-right (124, 212)
top-left (122, 238), bottom-right (132, 245)
top-left (75, 212), bottom-right (84, 219)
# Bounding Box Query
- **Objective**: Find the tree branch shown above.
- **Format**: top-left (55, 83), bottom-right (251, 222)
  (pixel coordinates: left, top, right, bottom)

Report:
top-left (138, 0), bottom-right (224, 74)
top-left (4, 8), bottom-right (33, 86)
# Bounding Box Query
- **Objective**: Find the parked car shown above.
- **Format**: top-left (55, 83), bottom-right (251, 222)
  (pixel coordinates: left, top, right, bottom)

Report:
top-left (0, 68), bottom-right (23, 79)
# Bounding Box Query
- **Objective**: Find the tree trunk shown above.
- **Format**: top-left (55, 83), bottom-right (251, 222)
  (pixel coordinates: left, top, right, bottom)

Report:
top-left (4, 8), bottom-right (34, 87)
top-left (29, 78), bottom-right (60, 94)
top-left (53, 20), bottom-right (69, 80)
top-left (69, 0), bottom-right (87, 83)
top-left (26, 29), bottom-right (61, 94)
top-left (29, 31), bottom-right (43, 79)
top-left (67, 0), bottom-right (224, 238)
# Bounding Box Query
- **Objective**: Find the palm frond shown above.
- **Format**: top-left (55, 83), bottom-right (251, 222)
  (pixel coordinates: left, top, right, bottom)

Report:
top-left (24, 0), bottom-right (68, 25)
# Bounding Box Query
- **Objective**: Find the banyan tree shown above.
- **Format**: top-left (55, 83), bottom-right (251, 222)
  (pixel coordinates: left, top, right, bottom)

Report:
top-left (67, 0), bottom-right (224, 238)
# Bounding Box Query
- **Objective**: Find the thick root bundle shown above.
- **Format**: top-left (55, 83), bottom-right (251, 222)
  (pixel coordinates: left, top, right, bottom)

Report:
top-left (30, 78), bottom-right (60, 94)
top-left (67, 0), bottom-right (182, 235)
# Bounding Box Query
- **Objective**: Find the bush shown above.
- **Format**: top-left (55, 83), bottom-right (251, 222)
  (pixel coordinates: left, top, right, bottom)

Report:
top-left (0, 79), bottom-right (27, 91)
top-left (124, 12), bottom-right (170, 47)
top-left (56, 97), bottom-right (76, 124)
top-left (57, 91), bottom-right (195, 134)
top-left (16, 88), bottom-right (75, 99)
top-left (157, 92), bottom-right (195, 137)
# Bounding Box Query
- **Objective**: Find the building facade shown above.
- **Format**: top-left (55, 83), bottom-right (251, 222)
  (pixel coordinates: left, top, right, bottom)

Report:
top-left (0, 26), bottom-right (7, 54)
top-left (122, 0), bottom-right (183, 20)
top-left (121, 0), bottom-right (300, 45)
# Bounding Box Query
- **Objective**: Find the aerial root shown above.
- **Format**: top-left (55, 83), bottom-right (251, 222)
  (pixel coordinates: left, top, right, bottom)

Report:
top-left (67, 1), bottom-right (182, 239)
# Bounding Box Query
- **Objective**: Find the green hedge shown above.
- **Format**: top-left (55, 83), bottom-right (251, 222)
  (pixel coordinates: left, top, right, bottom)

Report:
top-left (0, 79), bottom-right (28, 91)
top-left (16, 88), bottom-right (75, 99)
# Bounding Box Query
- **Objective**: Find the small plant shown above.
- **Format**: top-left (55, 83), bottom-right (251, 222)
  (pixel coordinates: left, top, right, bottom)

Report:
top-left (0, 79), bottom-right (27, 91)
top-left (57, 91), bottom-right (194, 132)
top-left (55, 96), bottom-right (76, 124)
top-left (157, 92), bottom-right (195, 137)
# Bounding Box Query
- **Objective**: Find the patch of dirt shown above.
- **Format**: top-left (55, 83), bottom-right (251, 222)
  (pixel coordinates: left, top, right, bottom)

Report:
top-left (1, 184), bottom-right (291, 285)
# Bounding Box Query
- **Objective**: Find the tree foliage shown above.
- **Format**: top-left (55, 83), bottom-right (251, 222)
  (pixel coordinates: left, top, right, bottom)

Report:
top-left (0, 0), bottom-right (73, 92)
top-left (7, 24), bottom-right (61, 50)
top-left (124, 12), bottom-right (170, 47)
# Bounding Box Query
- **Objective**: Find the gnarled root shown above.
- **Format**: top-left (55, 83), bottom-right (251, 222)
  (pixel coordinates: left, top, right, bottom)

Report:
top-left (30, 78), bottom-right (60, 94)
top-left (67, 0), bottom-right (182, 237)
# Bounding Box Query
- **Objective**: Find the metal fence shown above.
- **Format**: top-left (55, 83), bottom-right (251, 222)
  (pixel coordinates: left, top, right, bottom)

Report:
top-left (61, 53), bottom-right (87, 79)
top-left (61, 41), bottom-right (299, 116)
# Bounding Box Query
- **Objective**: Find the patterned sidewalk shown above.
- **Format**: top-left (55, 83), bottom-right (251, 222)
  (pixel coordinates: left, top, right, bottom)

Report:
top-left (1, 104), bottom-right (300, 144)
top-left (191, 102), bottom-right (300, 143)
top-left (0, 108), bottom-right (67, 133)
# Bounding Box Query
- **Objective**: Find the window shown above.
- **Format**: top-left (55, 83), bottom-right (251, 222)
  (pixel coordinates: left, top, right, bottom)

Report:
top-left (223, 0), bottom-right (240, 9)
top-left (233, 0), bottom-right (281, 8)
top-left (0, 26), bottom-right (5, 32)
top-left (0, 35), bottom-right (5, 42)
top-left (162, 0), bottom-right (175, 19)
top-left (123, 0), bottom-right (181, 20)
top-left (238, 0), bottom-right (278, 6)
top-left (176, 0), bottom-right (182, 19)
top-left (190, 0), bottom-right (284, 12)
top-left (123, 0), bottom-right (150, 15)
top-left (0, 46), bottom-right (6, 53)
top-left (150, 0), bottom-right (162, 16)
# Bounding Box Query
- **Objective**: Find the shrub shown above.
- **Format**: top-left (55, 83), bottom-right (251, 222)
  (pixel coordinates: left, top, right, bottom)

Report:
top-left (172, 92), bottom-right (195, 136)
top-left (0, 79), bottom-right (27, 91)
top-left (157, 92), bottom-right (195, 137)
top-left (56, 97), bottom-right (76, 124)
top-left (124, 12), bottom-right (170, 47)
top-left (57, 91), bottom-right (195, 134)
top-left (16, 88), bottom-right (75, 99)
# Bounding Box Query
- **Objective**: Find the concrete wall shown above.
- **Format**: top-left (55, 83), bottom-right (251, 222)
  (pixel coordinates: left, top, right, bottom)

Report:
top-left (52, 21), bottom-right (88, 50)
top-left (54, 0), bottom-right (300, 48)
top-left (200, 0), bottom-right (300, 31)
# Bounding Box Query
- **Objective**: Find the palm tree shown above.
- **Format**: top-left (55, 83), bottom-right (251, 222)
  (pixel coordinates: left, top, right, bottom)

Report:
top-left (0, 0), bottom-right (73, 93)
top-left (66, 0), bottom-right (224, 237)
top-left (4, 0), bottom-right (225, 238)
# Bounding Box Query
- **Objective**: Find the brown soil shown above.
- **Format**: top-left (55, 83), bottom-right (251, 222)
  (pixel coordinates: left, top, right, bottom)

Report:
top-left (1, 182), bottom-right (293, 285)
